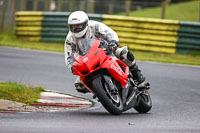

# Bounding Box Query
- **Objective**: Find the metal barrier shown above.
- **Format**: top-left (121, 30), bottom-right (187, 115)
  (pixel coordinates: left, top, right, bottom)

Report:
top-left (16, 11), bottom-right (200, 54)
top-left (102, 15), bottom-right (179, 54)
top-left (16, 11), bottom-right (102, 42)
top-left (177, 21), bottom-right (200, 54)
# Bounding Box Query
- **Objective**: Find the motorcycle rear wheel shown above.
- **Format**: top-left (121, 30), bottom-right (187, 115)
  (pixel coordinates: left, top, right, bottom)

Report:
top-left (134, 90), bottom-right (152, 113)
top-left (92, 76), bottom-right (123, 115)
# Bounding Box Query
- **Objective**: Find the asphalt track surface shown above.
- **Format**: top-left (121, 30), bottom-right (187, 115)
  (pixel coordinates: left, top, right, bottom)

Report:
top-left (0, 46), bottom-right (200, 133)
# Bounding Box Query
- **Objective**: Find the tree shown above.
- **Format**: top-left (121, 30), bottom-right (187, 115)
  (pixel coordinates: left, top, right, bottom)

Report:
top-left (0, 0), bottom-right (7, 32)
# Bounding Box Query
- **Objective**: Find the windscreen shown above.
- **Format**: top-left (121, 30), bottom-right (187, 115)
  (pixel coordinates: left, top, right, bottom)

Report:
top-left (77, 38), bottom-right (96, 56)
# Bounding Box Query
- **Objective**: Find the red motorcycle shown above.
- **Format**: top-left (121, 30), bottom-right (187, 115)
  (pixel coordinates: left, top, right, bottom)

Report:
top-left (73, 38), bottom-right (152, 115)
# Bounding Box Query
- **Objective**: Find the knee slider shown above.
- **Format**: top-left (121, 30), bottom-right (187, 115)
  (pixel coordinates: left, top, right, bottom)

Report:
top-left (120, 49), bottom-right (128, 60)
top-left (127, 51), bottom-right (134, 62)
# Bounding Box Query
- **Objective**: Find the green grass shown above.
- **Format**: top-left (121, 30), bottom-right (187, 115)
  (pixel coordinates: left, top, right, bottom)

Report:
top-left (0, 82), bottom-right (45, 104)
top-left (0, 34), bottom-right (64, 52)
top-left (1, 33), bottom-right (200, 66)
top-left (133, 51), bottom-right (200, 66)
top-left (119, 1), bottom-right (200, 22)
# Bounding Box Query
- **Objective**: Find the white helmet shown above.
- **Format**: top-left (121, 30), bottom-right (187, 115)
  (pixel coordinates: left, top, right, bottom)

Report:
top-left (68, 11), bottom-right (89, 38)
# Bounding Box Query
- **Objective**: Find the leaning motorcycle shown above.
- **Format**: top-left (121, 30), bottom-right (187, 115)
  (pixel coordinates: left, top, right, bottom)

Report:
top-left (73, 38), bottom-right (152, 115)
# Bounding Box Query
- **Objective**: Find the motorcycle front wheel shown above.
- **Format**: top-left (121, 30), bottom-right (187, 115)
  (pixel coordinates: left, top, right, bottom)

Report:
top-left (92, 76), bottom-right (123, 115)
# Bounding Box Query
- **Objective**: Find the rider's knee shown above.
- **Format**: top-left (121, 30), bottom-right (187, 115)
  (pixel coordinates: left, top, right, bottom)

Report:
top-left (114, 46), bottom-right (135, 67)
top-left (115, 46), bottom-right (134, 62)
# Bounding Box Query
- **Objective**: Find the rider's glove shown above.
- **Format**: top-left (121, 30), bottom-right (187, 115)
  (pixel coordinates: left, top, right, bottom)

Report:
top-left (107, 40), bottom-right (119, 52)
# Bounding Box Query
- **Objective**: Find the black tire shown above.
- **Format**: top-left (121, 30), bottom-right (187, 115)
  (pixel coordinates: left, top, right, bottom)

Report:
top-left (92, 76), bottom-right (123, 115)
top-left (134, 91), bottom-right (152, 113)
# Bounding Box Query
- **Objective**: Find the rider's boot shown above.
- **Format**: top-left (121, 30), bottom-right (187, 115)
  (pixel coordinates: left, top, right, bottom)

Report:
top-left (115, 46), bottom-right (145, 84)
top-left (74, 77), bottom-right (89, 94)
top-left (129, 63), bottom-right (145, 84)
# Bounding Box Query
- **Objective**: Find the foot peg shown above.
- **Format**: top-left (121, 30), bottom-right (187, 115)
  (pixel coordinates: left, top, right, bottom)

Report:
top-left (75, 83), bottom-right (89, 93)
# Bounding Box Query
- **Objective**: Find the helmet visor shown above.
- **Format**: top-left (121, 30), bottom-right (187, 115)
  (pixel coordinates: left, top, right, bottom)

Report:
top-left (69, 21), bottom-right (88, 33)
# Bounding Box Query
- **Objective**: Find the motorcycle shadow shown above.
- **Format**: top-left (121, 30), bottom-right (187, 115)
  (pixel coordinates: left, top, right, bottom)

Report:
top-left (72, 110), bottom-right (152, 116)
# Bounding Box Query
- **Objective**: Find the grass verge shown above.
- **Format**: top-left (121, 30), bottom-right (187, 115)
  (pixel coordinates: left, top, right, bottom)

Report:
top-left (0, 34), bottom-right (64, 52)
top-left (0, 33), bottom-right (200, 66)
top-left (0, 82), bottom-right (45, 104)
top-left (133, 51), bottom-right (200, 66)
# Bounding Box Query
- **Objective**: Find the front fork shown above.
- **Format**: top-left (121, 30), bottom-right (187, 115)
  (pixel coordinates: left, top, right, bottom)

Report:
top-left (103, 75), bottom-right (118, 95)
top-left (102, 73), bottom-right (139, 109)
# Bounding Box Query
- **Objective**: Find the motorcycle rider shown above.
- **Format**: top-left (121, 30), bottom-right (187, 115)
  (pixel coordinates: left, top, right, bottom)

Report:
top-left (65, 11), bottom-right (145, 93)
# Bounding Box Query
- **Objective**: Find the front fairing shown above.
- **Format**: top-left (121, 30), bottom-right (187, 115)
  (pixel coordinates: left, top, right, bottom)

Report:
top-left (73, 38), bottom-right (129, 88)
top-left (73, 39), bottom-right (107, 76)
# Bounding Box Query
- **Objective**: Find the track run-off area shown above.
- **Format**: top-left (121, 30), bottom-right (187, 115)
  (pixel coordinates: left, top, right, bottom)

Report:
top-left (0, 46), bottom-right (200, 133)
